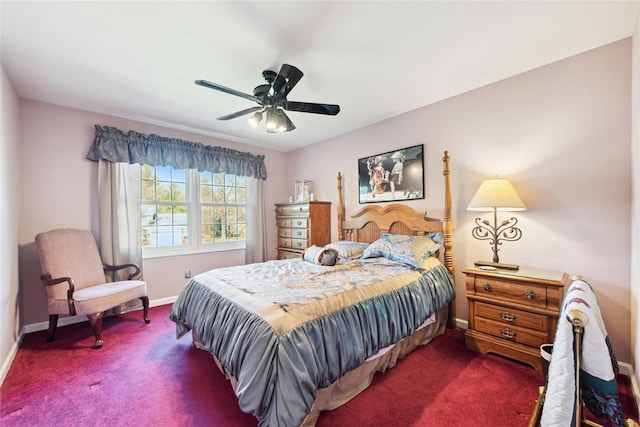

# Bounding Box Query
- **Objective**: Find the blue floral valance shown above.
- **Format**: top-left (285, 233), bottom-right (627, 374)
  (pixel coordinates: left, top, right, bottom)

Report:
top-left (86, 125), bottom-right (267, 179)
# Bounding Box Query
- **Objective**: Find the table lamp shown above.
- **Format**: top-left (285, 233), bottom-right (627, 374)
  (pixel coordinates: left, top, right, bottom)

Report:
top-left (467, 178), bottom-right (526, 270)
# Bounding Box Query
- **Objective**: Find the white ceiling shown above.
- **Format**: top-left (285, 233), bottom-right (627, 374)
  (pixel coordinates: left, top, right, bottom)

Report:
top-left (1, 1), bottom-right (638, 152)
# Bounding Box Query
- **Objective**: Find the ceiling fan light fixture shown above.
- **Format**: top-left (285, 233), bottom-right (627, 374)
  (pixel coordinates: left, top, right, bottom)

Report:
top-left (265, 108), bottom-right (277, 130)
top-left (248, 111), bottom-right (263, 127)
top-left (276, 109), bottom-right (296, 132)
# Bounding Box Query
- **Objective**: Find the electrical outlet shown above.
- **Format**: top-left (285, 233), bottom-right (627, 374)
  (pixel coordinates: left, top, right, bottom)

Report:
top-left (184, 269), bottom-right (191, 279)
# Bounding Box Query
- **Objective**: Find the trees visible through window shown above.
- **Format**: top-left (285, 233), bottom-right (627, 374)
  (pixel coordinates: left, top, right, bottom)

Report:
top-left (141, 165), bottom-right (246, 255)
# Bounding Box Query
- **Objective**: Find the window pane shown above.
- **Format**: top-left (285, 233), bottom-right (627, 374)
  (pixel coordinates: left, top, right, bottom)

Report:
top-left (171, 168), bottom-right (186, 183)
top-left (142, 205), bottom-right (157, 226)
top-left (157, 182), bottom-right (171, 202)
top-left (141, 180), bottom-right (156, 201)
top-left (201, 206), bottom-right (213, 224)
top-left (236, 187), bottom-right (246, 204)
top-left (156, 166), bottom-right (172, 181)
top-left (199, 170), bottom-right (212, 184)
top-left (213, 173), bottom-right (225, 185)
top-left (172, 182), bottom-right (186, 202)
top-left (226, 206), bottom-right (238, 223)
top-left (237, 223), bottom-right (247, 240)
top-left (202, 225), bottom-right (214, 243)
top-left (141, 165), bottom-right (155, 180)
top-left (200, 184), bottom-right (212, 203)
top-left (226, 186), bottom-right (236, 203)
top-left (237, 207), bottom-right (246, 222)
top-left (212, 186), bottom-right (224, 203)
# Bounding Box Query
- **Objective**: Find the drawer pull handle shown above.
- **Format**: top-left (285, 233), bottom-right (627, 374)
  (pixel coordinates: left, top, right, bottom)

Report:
top-left (500, 328), bottom-right (516, 339)
top-left (500, 312), bottom-right (516, 322)
top-left (525, 289), bottom-right (535, 300)
top-left (482, 283), bottom-right (491, 292)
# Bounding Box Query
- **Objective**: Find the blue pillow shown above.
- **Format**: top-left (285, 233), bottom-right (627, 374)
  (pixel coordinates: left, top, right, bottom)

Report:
top-left (362, 233), bottom-right (441, 268)
top-left (323, 241), bottom-right (370, 260)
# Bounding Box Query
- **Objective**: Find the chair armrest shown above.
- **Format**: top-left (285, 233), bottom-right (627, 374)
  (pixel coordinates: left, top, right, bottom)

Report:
top-left (41, 274), bottom-right (75, 292)
top-left (103, 263), bottom-right (141, 280)
top-left (40, 274), bottom-right (77, 315)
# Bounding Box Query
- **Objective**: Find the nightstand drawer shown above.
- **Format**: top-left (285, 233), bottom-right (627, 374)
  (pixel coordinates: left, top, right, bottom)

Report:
top-left (475, 317), bottom-right (547, 348)
top-left (472, 277), bottom-right (547, 309)
top-left (475, 302), bottom-right (548, 331)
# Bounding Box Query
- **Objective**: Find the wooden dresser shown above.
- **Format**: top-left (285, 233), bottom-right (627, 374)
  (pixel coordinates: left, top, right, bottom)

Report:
top-left (463, 266), bottom-right (569, 371)
top-left (274, 201), bottom-right (331, 260)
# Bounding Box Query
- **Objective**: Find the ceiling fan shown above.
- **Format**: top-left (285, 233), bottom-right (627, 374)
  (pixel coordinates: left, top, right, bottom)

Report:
top-left (195, 63), bottom-right (340, 133)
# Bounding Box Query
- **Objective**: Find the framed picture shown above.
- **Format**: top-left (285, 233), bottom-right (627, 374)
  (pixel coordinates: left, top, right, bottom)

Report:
top-left (358, 144), bottom-right (424, 204)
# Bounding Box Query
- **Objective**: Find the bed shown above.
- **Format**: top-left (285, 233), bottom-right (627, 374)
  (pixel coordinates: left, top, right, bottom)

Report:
top-left (169, 151), bottom-right (456, 426)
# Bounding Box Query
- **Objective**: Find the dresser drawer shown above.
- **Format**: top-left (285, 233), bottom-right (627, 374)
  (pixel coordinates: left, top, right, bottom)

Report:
top-left (277, 249), bottom-right (302, 260)
top-left (279, 227), bottom-right (308, 239)
top-left (475, 302), bottom-right (547, 332)
top-left (279, 237), bottom-right (308, 250)
top-left (276, 204), bottom-right (310, 215)
top-left (475, 317), bottom-right (547, 348)
top-left (277, 217), bottom-right (308, 228)
top-left (472, 277), bottom-right (547, 309)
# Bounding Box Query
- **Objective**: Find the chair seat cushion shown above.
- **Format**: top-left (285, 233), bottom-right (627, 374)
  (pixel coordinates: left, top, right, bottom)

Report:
top-left (49, 280), bottom-right (147, 316)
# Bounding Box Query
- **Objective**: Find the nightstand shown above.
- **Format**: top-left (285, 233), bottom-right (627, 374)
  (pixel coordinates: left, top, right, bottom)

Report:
top-left (463, 266), bottom-right (569, 371)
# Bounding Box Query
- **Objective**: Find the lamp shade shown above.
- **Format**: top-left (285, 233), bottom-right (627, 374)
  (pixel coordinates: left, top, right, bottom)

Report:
top-left (467, 178), bottom-right (526, 212)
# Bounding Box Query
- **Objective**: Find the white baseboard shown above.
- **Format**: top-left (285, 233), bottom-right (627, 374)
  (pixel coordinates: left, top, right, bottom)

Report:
top-left (1, 296), bottom-right (178, 387)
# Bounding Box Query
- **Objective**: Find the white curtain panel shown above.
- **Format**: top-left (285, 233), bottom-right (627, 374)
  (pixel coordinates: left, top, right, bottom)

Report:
top-left (97, 159), bottom-right (143, 282)
top-left (245, 177), bottom-right (267, 264)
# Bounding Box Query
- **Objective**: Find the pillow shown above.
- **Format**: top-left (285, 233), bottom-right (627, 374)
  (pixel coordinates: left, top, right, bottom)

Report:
top-left (302, 245), bottom-right (339, 266)
top-left (323, 241), bottom-right (370, 260)
top-left (362, 233), bottom-right (441, 268)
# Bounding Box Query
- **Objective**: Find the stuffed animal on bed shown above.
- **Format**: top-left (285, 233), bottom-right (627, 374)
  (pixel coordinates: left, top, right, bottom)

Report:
top-left (302, 245), bottom-right (339, 266)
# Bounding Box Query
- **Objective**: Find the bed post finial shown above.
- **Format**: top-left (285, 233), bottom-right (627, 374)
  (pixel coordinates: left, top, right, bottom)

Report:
top-left (337, 172), bottom-right (344, 241)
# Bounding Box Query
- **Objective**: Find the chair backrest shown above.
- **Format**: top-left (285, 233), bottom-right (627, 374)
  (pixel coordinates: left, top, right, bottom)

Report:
top-left (35, 229), bottom-right (107, 300)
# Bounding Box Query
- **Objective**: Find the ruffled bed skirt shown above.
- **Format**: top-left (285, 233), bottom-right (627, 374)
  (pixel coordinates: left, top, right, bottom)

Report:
top-left (192, 306), bottom-right (448, 427)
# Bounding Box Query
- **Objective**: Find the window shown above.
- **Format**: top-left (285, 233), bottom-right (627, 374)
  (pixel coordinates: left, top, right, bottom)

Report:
top-left (141, 165), bottom-right (246, 257)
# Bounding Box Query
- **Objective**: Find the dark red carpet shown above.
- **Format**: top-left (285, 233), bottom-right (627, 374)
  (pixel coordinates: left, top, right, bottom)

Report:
top-left (1, 304), bottom-right (636, 426)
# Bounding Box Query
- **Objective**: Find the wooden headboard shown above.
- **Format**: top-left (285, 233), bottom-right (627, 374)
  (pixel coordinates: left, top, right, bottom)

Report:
top-left (336, 151), bottom-right (455, 327)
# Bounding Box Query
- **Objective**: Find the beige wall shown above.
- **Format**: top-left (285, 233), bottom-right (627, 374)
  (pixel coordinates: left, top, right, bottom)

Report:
top-left (632, 12), bottom-right (640, 386)
top-left (288, 39), bottom-right (634, 363)
top-left (17, 101), bottom-right (289, 326)
top-left (0, 64), bottom-right (21, 381)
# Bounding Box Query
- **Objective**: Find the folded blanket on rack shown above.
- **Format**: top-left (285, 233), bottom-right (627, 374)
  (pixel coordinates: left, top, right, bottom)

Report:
top-left (541, 278), bottom-right (623, 427)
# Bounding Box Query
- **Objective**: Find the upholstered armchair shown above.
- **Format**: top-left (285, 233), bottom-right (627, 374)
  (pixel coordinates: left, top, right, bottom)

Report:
top-left (35, 228), bottom-right (150, 348)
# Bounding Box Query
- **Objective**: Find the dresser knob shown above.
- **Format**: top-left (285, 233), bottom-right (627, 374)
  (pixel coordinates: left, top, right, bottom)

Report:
top-left (482, 283), bottom-right (491, 292)
top-left (525, 289), bottom-right (535, 300)
top-left (500, 312), bottom-right (516, 322)
top-left (500, 328), bottom-right (516, 339)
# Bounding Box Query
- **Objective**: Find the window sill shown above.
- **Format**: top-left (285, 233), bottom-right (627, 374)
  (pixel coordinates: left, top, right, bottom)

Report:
top-left (142, 242), bottom-right (246, 259)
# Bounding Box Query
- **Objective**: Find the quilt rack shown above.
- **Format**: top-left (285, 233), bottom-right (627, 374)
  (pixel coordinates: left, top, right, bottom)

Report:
top-left (528, 276), bottom-right (638, 427)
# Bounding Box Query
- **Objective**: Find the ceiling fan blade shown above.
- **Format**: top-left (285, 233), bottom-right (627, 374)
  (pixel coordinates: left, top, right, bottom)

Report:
top-left (284, 101), bottom-right (340, 115)
top-left (272, 64), bottom-right (304, 98)
top-left (217, 106), bottom-right (262, 121)
top-left (195, 80), bottom-right (261, 104)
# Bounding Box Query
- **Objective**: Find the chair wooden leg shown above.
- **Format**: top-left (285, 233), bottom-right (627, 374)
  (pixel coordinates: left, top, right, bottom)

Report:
top-left (141, 296), bottom-right (150, 323)
top-left (87, 312), bottom-right (104, 348)
top-left (46, 314), bottom-right (59, 342)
